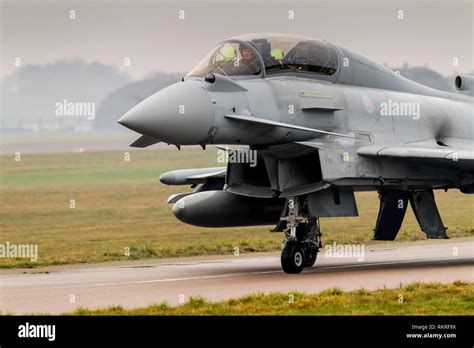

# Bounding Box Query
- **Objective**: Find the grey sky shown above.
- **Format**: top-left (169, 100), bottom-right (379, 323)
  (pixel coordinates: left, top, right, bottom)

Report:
top-left (1, 0), bottom-right (472, 80)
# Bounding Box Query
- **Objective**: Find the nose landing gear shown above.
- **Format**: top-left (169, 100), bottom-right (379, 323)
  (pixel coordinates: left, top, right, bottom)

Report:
top-left (281, 241), bottom-right (305, 273)
top-left (280, 198), bottom-right (322, 274)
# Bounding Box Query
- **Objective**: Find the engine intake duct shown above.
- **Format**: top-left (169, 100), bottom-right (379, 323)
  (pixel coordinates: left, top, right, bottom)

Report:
top-left (455, 75), bottom-right (474, 96)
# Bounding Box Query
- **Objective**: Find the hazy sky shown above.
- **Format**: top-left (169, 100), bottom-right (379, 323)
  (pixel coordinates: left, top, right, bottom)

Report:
top-left (1, 0), bottom-right (472, 80)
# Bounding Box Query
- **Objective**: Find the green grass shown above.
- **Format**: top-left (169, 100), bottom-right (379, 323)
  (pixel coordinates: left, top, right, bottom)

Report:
top-left (69, 281), bottom-right (473, 315)
top-left (0, 148), bottom-right (473, 268)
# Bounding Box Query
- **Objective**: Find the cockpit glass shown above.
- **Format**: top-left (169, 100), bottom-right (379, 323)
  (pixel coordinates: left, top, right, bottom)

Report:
top-left (249, 36), bottom-right (338, 76)
top-left (187, 35), bottom-right (338, 79)
top-left (187, 42), bottom-right (262, 77)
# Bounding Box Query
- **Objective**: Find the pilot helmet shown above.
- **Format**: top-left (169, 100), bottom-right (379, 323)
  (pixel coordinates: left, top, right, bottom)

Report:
top-left (239, 43), bottom-right (254, 56)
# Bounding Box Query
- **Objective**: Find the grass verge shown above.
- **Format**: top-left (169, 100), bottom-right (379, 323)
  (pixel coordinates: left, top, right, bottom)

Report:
top-left (68, 281), bottom-right (473, 316)
top-left (1, 149), bottom-right (473, 268)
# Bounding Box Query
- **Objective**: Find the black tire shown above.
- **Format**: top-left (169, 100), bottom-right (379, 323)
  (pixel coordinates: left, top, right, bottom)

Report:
top-left (281, 241), bottom-right (305, 274)
top-left (303, 243), bottom-right (318, 267)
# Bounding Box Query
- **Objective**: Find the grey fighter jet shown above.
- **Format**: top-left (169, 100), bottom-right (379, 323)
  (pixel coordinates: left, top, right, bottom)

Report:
top-left (118, 33), bottom-right (474, 273)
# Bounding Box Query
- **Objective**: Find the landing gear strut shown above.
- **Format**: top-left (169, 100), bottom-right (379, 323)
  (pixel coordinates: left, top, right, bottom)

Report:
top-left (280, 198), bottom-right (321, 274)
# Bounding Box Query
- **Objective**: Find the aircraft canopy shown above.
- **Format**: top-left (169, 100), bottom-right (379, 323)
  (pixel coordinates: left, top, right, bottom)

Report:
top-left (187, 33), bottom-right (339, 78)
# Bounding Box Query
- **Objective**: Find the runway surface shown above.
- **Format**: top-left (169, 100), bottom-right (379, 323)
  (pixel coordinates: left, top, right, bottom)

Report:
top-left (1, 238), bottom-right (473, 314)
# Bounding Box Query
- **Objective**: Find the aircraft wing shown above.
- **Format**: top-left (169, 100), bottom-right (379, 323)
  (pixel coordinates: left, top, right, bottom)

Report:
top-left (357, 139), bottom-right (474, 169)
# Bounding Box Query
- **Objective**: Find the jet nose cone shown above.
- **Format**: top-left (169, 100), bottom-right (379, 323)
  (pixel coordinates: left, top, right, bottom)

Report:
top-left (117, 108), bottom-right (141, 130)
top-left (117, 80), bottom-right (214, 145)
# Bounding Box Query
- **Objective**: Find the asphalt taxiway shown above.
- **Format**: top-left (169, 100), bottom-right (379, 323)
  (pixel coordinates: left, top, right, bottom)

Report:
top-left (1, 238), bottom-right (472, 314)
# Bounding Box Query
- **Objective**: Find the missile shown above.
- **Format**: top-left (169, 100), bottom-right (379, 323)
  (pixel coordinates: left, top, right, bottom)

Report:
top-left (159, 167), bottom-right (226, 186)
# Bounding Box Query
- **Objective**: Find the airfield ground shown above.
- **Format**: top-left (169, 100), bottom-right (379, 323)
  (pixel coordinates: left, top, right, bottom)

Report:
top-left (1, 239), bottom-right (472, 315)
top-left (70, 281), bottom-right (473, 316)
top-left (0, 148), bottom-right (473, 268)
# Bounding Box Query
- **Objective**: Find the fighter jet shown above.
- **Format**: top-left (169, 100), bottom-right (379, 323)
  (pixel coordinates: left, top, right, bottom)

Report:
top-left (118, 33), bottom-right (474, 273)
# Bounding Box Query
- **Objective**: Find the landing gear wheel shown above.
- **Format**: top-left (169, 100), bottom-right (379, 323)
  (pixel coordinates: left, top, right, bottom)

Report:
top-left (281, 241), bottom-right (305, 274)
top-left (303, 243), bottom-right (318, 267)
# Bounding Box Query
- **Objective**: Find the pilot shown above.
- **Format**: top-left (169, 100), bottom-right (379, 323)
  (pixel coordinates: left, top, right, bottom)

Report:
top-left (251, 39), bottom-right (278, 68)
top-left (237, 44), bottom-right (261, 75)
